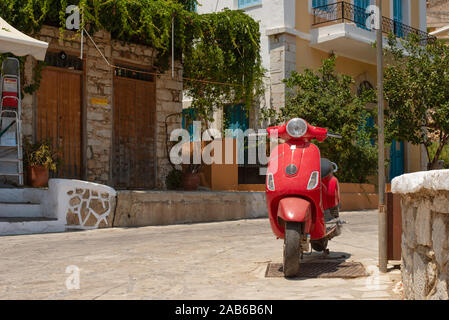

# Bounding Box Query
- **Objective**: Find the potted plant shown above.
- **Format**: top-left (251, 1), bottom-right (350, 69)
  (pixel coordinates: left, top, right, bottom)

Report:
top-left (182, 162), bottom-right (202, 191)
top-left (23, 138), bottom-right (59, 187)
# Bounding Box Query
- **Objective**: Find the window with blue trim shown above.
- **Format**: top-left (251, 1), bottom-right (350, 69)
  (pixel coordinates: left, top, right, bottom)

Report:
top-left (238, 0), bottom-right (262, 9)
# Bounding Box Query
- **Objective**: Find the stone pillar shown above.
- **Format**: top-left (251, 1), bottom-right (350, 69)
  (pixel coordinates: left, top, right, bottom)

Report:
top-left (155, 61), bottom-right (183, 189)
top-left (268, 32), bottom-right (296, 110)
top-left (85, 30), bottom-right (113, 184)
top-left (392, 170), bottom-right (449, 300)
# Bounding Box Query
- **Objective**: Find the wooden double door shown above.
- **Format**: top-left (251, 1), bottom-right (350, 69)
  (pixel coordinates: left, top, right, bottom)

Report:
top-left (37, 67), bottom-right (82, 179)
top-left (112, 76), bottom-right (156, 189)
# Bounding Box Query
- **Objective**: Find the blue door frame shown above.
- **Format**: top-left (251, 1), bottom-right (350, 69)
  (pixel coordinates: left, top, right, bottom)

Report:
top-left (389, 140), bottom-right (404, 182)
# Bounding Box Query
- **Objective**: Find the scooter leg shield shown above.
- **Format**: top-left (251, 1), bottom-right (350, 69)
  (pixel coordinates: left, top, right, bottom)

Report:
top-left (277, 198), bottom-right (312, 234)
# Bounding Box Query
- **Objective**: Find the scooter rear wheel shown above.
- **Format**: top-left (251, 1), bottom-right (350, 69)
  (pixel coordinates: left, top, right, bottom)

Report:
top-left (283, 222), bottom-right (302, 277)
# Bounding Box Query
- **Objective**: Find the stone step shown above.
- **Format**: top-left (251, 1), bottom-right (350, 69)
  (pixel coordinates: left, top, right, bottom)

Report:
top-left (0, 188), bottom-right (47, 203)
top-left (0, 202), bottom-right (42, 218)
top-left (0, 218), bottom-right (64, 236)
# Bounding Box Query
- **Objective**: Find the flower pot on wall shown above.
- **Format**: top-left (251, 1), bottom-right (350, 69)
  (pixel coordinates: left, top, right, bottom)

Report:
top-left (182, 172), bottom-right (201, 191)
top-left (27, 165), bottom-right (49, 187)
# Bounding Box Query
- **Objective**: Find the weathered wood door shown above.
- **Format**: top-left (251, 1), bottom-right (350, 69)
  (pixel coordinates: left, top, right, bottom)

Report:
top-left (113, 76), bottom-right (156, 189)
top-left (36, 67), bottom-right (82, 179)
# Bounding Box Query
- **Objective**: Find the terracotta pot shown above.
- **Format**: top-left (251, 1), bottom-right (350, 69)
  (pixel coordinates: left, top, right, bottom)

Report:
top-left (27, 165), bottom-right (49, 188)
top-left (182, 172), bottom-right (201, 191)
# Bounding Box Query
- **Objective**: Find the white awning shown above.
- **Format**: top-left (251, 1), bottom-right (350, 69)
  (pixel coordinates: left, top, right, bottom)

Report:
top-left (0, 16), bottom-right (48, 61)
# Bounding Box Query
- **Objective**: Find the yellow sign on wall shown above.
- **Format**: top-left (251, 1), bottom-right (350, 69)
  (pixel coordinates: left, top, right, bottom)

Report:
top-left (91, 98), bottom-right (109, 105)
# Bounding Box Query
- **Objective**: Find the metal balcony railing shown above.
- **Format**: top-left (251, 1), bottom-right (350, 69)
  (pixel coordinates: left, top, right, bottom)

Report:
top-left (312, 1), bottom-right (436, 43)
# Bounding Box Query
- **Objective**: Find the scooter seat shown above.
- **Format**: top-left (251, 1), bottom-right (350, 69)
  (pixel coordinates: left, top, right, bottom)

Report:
top-left (320, 158), bottom-right (333, 179)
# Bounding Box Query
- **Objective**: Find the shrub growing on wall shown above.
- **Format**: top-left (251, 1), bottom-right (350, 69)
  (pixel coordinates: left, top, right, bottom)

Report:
top-left (262, 56), bottom-right (378, 183)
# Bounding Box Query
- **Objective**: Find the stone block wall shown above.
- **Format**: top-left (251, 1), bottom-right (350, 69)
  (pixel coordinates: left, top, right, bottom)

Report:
top-left (268, 31), bottom-right (296, 110)
top-left (392, 171), bottom-right (449, 300)
top-left (22, 26), bottom-right (182, 189)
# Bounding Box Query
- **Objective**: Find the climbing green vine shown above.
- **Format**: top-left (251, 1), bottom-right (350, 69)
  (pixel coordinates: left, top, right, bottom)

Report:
top-left (183, 8), bottom-right (265, 128)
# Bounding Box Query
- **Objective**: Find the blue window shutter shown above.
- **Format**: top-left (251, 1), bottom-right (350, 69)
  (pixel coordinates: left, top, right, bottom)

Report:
top-left (354, 0), bottom-right (371, 29)
top-left (393, 0), bottom-right (403, 37)
top-left (312, 0), bottom-right (327, 8)
top-left (239, 0), bottom-right (261, 9)
top-left (355, 0), bottom-right (370, 9)
top-left (225, 104), bottom-right (249, 136)
top-left (393, 0), bottom-right (403, 22)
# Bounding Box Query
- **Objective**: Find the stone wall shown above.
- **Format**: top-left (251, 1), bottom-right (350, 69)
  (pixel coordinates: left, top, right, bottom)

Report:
top-left (22, 25), bottom-right (182, 189)
top-left (268, 30), bottom-right (296, 110)
top-left (113, 190), bottom-right (267, 227)
top-left (392, 170), bottom-right (449, 300)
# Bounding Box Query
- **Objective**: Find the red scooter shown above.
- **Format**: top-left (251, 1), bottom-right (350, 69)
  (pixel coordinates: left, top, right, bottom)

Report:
top-left (265, 118), bottom-right (343, 277)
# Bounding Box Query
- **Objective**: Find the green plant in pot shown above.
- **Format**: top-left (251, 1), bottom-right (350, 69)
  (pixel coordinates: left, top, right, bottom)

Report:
top-left (23, 138), bottom-right (60, 187)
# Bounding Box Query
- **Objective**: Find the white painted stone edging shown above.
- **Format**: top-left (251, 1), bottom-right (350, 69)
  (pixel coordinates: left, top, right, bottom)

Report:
top-left (391, 169), bottom-right (449, 194)
top-left (49, 179), bottom-right (117, 230)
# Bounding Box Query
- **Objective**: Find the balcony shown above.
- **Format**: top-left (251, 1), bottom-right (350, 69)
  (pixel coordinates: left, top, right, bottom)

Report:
top-left (310, 1), bottom-right (436, 65)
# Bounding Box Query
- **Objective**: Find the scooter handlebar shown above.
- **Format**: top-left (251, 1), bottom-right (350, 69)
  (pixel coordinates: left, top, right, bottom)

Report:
top-left (327, 132), bottom-right (342, 139)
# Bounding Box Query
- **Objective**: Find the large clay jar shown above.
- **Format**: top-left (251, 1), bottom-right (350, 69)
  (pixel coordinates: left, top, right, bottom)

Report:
top-left (182, 172), bottom-right (201, 191)
top-left (27, 165), bottom-right (49, 187)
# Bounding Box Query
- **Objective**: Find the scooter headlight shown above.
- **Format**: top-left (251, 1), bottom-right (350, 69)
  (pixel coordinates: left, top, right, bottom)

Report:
top-left (267, 173), bottom-right (275, 191)
top-left (286, 118), bottom-right (307, 138)
top-left (307, 171), bottom-right (320, 190)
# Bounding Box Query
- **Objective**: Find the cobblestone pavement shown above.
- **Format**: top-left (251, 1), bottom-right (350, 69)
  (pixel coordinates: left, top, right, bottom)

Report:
top-left (0, 210), bottom-right (402, 300)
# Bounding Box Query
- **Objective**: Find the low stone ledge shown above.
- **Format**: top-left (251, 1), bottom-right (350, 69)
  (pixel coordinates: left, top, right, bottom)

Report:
top-left (113, 191), bottom-right (268, 227)
top-left (392, 171), bottom-right (449, 300)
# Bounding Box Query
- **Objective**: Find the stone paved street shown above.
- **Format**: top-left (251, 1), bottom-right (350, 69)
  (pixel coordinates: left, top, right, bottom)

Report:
top-left (0, 210), bottom-right (402, 300)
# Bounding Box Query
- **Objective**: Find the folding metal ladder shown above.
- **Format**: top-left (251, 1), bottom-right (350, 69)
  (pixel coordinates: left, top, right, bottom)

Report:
top-left (0, 57), bottom-right (23, 186)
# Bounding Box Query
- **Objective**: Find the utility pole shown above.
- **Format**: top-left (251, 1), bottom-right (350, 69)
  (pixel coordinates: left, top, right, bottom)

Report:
top-left (377, 0), bottom-right (388, 273)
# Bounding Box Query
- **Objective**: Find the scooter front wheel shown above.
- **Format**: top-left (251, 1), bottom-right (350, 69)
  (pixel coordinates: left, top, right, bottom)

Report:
top-left (283, 221), bottom-right (302, 277)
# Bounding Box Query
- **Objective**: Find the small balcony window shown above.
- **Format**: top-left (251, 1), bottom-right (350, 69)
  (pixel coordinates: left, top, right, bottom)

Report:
top-left (238, 0), bottom-right (262, 9)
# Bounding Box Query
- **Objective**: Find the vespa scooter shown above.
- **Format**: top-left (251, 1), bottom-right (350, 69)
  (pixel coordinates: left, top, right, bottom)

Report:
top-left (265, 118), bottom-right (343, 277)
